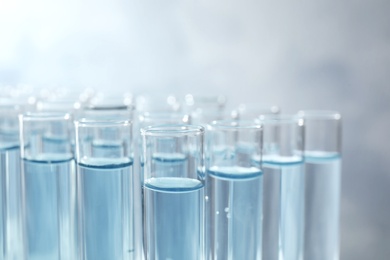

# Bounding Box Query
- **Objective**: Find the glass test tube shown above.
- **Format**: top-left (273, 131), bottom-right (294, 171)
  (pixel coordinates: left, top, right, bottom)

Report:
top-left (259, 115), bottom-right (305, 260)
top-left (82, 104), bottom-right (134, 121)
top-left (184, 94), bottom-right (226, 125)
top-left (0, 101), bottom-right (25, 260)
top-left (36, 98), bottom-right (82, 153)
top-left (137, 112), bottom-right (190, 181)
top-left (232, 102), bottom-right (280, 120)
top-left (20, 112), bottom-right (76, 260)
top-left (75, 119), bottom-right (139, 260)
top-left (206, 120), bottom-right (263, 260)
top-left (141, 125), bottom-right (205, 260)
top-left (135, 94), bottom-right (180, 113)
top-left (299, 111), bottom-right (342, 260)
top-left (79, 104), bottom-right (142, 259)
top-left (90, 91), bottom-right (133, 108)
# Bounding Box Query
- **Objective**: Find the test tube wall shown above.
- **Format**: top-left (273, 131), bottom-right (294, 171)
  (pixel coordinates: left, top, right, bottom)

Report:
top-left (75, 119), bottom-right (140, 260)
top-left (20, 112), bottom-right (76, 260)
top-left (259, 115), bottom-right (305, 260)
top-left (300, 111), bottom-right (342, 260)
top-left (142, 125), bottom-right (205, 260)
top-left (205, 120), bottom-right (263, 260)
top-left (0, 100), bottom-right (25, 260)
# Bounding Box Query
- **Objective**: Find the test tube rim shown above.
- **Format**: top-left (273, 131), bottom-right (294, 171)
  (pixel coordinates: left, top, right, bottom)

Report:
top-left (20, 111), bottom-right (71, 121)
top-left (298, 110), bottom-right (341, 120)
top-left (207, 119), bottom-right (262, 130)
top-left (141, 124), bottom-right (204, 137)
top-left (74, 118), bottom-right (132, 128)
top-left (84, 104), bottom-right (133, 111)
top-left (258, 114), bottom-right (304, 125)
top-left (237, 102), bottom-right (280, 114)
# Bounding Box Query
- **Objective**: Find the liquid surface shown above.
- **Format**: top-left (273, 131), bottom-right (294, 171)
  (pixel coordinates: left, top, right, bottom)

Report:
top-left (91, 139), bottom-right (124, 158)
top-left (144, 177), bottom-right (204, 260)
top-left (208, 165), bottom-right (262, 180)
top-left (151, 153), bottom-right (188, 178)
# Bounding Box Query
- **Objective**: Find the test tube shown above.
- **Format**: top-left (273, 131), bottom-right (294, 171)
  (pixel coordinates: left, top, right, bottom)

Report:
top-left (259, 115), bottom-right (305, 260)
top-left (90, 91), bottom-right (133, 107)
top-left (135, 94), bottom-right (180, 113)
top-left (82, 103), bottom-right (134, 122)
top-left (232, 103), bottom-right (280, 120)
top-left (0, 100), bottom-right (25, 260)
top-left (184, 94), bottom-right (226, 124)
top-left (141, 125), bottom-right (205, 260)
top-left (137, 112), bottom-right (190, 181)
top-left (20, 112), bottom-right (76, 260)
top-left (36, 98), bottom-right (82, 153)
top-left (75, 119), bottom-right (139, 260)
top-left (299, 111), bottom-right (342, 260)
top-left (206, 120), bottom-right (263, 260)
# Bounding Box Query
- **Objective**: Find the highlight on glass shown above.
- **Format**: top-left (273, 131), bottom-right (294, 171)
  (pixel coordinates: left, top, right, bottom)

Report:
top-left (75, 119), bottom-right (141, 260)
top-left (141, 124), bottom-right (205, 260)
top-left (205, 120), bottom-right (263, 260)
top-left (19, 112), bottom-right (76, 260)
top-left (299, 110), bottom-right (342, 260)
top-left (259, 114), bottom-right (305, 260)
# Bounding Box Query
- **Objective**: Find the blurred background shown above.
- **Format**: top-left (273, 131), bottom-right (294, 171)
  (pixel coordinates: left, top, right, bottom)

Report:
top-left (1, 0), bottom-right (389, 258)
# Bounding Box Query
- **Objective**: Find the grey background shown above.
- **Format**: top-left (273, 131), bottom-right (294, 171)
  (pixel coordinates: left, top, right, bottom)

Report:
top-left (1, 0), bottom-right (389, 259)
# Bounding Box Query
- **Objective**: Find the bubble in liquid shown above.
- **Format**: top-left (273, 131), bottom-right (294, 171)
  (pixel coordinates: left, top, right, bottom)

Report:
top-left (216, 211), bottom-right (220, 215)
top-left (205, 196), bottom-right (209, 202)
top-left (224, 207), bottom-right (229, 213)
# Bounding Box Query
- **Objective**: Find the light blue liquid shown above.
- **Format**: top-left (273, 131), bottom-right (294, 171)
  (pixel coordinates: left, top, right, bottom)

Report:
top-left (42, 135), bottom-right (70, 153)
top-left (1, 129), bottom-right (24, 260)
top-left (144, 177), bottom-right (204, 260)
top-left (152, 153), bottom-right (187, 177)
top-left (23, 155), bottom-right (76, 260)
top-left (304, 152), bottom-right (341, 260)
top-left (91, 140), bottom-right (124, 158)
top-left (1, 146), bottom-right (24, 260)
top-left (206, 166), bottom-right (263, 260)
top-left (77, 158), bottom-right (136, 260)
top-left (0, 149), bottom-right (4, 260)
top-left (262, 155), bottom-right (305, 260)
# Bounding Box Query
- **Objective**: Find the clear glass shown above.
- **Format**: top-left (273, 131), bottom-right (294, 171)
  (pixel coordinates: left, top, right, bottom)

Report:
top-left (141, 125), bottom-right (205, 260)
top-left (38, 87), bottom-right (94, 104)
top-left (138, 111), bottom-right (190, 128)
top-left (20, 112), bottom-right (76, 260)
top-left (135, 94), bottom-right (180, 113)
top-left (184, 94), bottom-right (226, 124)
top-left (81, 104), bottom-right (134, 121)
top-left (137, 112), bottom-right (190, 183)
top-left (0, 101), bottom-right (25, 260)
top-left (90, 91), bottom-right (133, 108)
top-left (36, 99), bottom-right (82, 113)
top-left (0, 84), bottom-right (37, 108)
top-left (232, 102), bottom-right (280, 120)
top-left (205, 120), bottom-right (263, 260)
top-left (75, 119), bottom-right (140, 260)
top-left (36, 97), bottom-right (84, 154)
top-left (258, 115), bottom-right (305, 260)
top-left (298, 111), bottom-right (342, 260)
